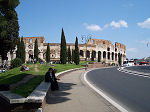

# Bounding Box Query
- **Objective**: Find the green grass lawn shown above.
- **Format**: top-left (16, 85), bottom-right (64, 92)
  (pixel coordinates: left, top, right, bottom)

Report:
top-left (3, 62), bottom-right (86, 97)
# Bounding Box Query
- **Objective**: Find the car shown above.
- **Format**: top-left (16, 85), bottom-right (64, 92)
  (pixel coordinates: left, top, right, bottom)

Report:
top-left (123, 60), bottom-right (134, 66)
top-left (139, 61), bottom-right (149, 65)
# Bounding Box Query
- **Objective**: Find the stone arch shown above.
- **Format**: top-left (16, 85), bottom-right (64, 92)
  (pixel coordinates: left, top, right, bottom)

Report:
top-left (107, 52), bottom-right (110, 60)
top-left (86, 50), bottom-right (90, 58)
top-left (112, 52), bottom-right (114, 60)
top-left (80, 50), bottom-right (84, 57)
top-left (98, 51), bottom-right (101, 62)
top-left (107, 47), bottom-right (110, 51)
top-left (92, 50), bottom-right (96, 58)
top-left (115, 53), bottom-right (117, 61)
top-left (103, 51), bottom-right (106, 59)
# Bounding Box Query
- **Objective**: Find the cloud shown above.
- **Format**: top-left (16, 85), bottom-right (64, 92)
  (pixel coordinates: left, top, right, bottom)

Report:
top-left (127, 48), bottom-right (138, 53)
top-left (137, 18), bottom-right (150, 28)
top-left (84, 20), bottom-right (128, 31)
top-left (84, 23), bottom-right (102, 31)
top-left (110, 20), bottom-right (128, 28)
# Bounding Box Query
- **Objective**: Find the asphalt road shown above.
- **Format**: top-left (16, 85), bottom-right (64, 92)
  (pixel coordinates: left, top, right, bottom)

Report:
top-left (125, 66), bottom-right (150, 73)
top-left (86, 67), bottom-right (150, 112)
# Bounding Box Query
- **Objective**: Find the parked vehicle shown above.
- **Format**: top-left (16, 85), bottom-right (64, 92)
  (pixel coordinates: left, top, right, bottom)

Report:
top-left (139, 61), bottom-right (149, 65)
top-left (123, 60), bottom-right (134, 66)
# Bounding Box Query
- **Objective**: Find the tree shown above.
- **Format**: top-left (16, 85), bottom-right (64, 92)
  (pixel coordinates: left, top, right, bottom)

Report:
top-left (46, 43), bottom-right (50, 63)
top-left (74, 37), bottom-right (79, 65)
top-left (16, 38), bottom-right (21, 59)
top-left (60, 28), bottom-right (67, 64)
top-left (0, 0), bottom-right (20, 63)
top-left (34, 39), bottom-right (38, 62)
top-left (118, 54), bottom-right (122, 66)
top-left (20, 37), bottom-right (25, 63)
top-left (72, 49), bottom-right (75, 63)
top-left (67, 46), bottom-right (71, 63)
top-left (91, 50), bottom-right (95, 61)
top-left (98, 51), bottom-right (101, 62)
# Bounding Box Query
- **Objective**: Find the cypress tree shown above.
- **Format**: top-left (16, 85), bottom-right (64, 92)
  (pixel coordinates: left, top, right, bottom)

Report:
top-left (46, 43), bottom-right (50, 63)
top-left (91, 50), bottom-right (95, 61)
top-left (34, 38), bottom-right (38, 62)
top-left (118, 54), bottom-right (122, 66)
top-left (20, 37), bottom-right (25, 63)
top-left (60, 28), bottom-right (67, 64)
top-left (67, 46), bottom-right (71, 63)
top-left (98, 51), bottom-right (101, 62)
top-left (16, 38), bottom-right (21, 59)
top-left (72, 49), bottom-right (75, 63)
top-left (74, 37), bottom-right (79, 65)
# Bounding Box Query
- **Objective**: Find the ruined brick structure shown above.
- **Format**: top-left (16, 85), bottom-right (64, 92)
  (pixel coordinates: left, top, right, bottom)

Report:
top-left (6, 36), bottom-right (126, 65)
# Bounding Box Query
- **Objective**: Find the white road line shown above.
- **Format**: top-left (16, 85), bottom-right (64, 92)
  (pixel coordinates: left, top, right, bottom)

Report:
top-left (118, 68), bottom-right (150, 79)
top-left (84, 69), bottom-right (128, 112)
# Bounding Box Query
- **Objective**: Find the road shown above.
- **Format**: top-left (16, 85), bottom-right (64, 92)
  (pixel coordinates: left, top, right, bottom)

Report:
top-left (125, 66), bottom-right (150, 73)
top-left (86, 67), bottom-right (150, 112)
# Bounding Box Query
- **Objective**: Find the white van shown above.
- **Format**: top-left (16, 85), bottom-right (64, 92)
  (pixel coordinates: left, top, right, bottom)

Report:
top-left (123, 60), bottom-right (134, 66)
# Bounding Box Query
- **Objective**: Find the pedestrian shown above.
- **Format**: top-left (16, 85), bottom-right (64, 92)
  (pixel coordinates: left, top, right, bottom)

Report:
top-left (45, 68), bottom-right (56, 91)
top-left (52, 69), bottom-right (60, 90)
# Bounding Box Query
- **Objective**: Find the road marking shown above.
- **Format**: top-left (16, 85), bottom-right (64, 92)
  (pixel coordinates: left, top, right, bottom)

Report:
top-left (118, 68), bottom-right (150, 79)
top-left (84, 69), bottom-right (128, 112)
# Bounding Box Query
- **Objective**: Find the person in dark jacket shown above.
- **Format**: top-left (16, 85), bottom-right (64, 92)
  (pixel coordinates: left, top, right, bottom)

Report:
top-left (52, 69), bottom-right (59, 90)
top-left (45, 68), bottom-right (56, 91)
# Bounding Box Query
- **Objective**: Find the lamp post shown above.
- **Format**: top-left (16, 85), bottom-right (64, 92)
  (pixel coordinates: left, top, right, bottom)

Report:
top-left (81, 34), bottom-right (92, 70)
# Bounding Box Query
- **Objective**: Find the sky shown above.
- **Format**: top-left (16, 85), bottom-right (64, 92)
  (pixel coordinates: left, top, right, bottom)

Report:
top-left (16, 0), bottom-right (150, 59)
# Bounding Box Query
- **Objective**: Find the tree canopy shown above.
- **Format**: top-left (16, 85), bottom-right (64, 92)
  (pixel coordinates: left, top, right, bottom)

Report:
top-left (0, 0), bottom-right (20, 61)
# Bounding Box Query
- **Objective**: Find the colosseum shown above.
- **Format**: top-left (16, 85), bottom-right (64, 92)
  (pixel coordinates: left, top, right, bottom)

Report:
top-left (5, 36), bottom-right (126, 65)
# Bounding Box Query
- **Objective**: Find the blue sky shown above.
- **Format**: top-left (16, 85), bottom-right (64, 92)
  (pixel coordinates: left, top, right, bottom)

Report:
top-left (16, 0), bottom-right (150, 59)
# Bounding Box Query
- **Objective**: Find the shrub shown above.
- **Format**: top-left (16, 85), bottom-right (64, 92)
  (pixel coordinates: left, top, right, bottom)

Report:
top-left (11, 58), bottom-right (22, 68)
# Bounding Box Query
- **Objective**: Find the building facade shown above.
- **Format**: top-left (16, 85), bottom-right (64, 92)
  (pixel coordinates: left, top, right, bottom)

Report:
top-left (5, 36), bottom-right (126, 65)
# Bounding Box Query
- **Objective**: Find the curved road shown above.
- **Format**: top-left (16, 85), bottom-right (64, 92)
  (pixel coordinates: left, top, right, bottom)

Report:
top-left (86, 67), bottom-right (150, 112)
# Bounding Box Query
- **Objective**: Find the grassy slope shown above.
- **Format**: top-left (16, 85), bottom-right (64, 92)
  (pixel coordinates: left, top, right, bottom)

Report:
top-left (11, 62), bottom-right (86, 97)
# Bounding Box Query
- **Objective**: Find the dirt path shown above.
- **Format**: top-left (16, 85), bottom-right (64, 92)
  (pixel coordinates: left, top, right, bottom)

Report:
top-left (10, 75), bottom-right (35, 90)
top-left (34, 64), bottom-right (39, 72)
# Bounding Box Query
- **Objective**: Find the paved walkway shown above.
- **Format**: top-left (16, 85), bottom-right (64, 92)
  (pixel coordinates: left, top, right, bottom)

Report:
top-left (43, 70), bottom-right (120, 112)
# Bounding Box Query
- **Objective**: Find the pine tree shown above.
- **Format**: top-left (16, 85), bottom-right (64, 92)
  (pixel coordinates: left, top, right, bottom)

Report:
top-left (60, 28), bottom-right (67, 64)
top-left (16, 38), bottom-right (21, 59)
top-left (34, 38), bottom-right (38, 62)
top-left (46, 43), bottom-right (50, 63)
top-left (98, 51), bottom-right (101, 62)
top-left (91, 50), bottom-right (95, 61)
top-left (74, 37), bottom-right (80, 65)
top-left (67, 46), bottom-right (71, 63)
top-left (20, 37), bottom-right (25, 63)
top-left (72, 49), bottom-right (75, 63)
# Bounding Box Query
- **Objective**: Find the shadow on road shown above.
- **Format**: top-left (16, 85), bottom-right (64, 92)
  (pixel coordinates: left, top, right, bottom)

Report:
top-left (46, 82), bottom-right (76, 104)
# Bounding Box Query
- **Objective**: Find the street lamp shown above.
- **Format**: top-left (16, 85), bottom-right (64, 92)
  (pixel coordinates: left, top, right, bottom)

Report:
top-left (81, 34), bottom-right (92, 70)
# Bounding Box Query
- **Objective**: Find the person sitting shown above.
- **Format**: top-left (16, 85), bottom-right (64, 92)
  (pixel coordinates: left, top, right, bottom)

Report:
top-left (52, 69), bottom-right (60, 90)
top-left (20, 65), bottom-right (25, 71)
top-left (24, 65), bottom-right (29, 71)
top-left (45, 68), bottom-right (56, 91)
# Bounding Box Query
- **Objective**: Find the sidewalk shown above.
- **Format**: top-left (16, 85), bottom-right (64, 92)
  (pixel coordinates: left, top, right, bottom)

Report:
top-left (43, 69), bottom-right (120, 112)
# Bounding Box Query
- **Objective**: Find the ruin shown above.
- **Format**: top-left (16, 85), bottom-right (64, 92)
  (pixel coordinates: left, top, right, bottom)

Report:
top-left (5, 36), bottom-right (126, 64)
